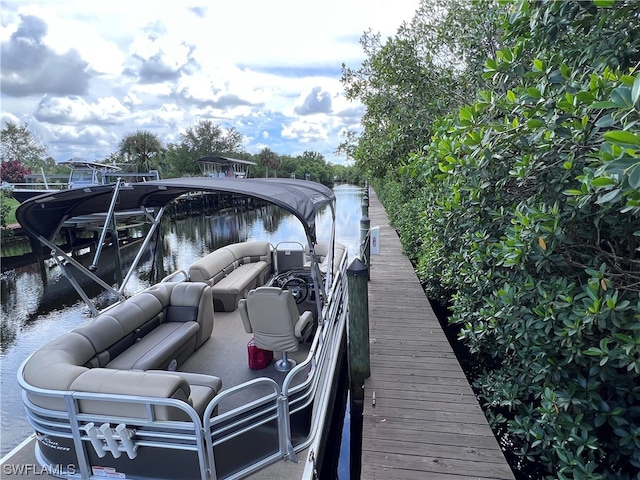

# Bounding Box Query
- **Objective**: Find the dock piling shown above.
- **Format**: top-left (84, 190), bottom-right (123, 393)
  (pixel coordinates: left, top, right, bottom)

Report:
top-left (347, 257), bottom-right (370, 392)
top-left (347, 256), bottom-right (370, 480)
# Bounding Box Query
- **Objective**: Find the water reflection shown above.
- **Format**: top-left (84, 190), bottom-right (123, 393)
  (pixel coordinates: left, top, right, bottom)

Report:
top-left (0, 184), bottom-right (363, 457)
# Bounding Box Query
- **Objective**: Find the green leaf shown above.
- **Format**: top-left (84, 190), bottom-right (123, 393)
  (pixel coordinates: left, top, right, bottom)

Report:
top-left (593, 0), bottom-right (614, 6)
top-left (527, 87), bottom-right (541, 99)
top-left (588, 101), bottom-right (620, 109)
top-left (595, 114), bottom-right (614, 128)
top-left (576, 92), bottom-right (595, 103)
top-left (605, 157), bottom-right (640, 172)
top-left (604, 131), bottom-right (640, 147)
top-left (596, 188), bottom-right (622, 205)
top-left (533, 59), bottom-right (544, 72)
top-left (613, 333), bottom-right (634, 344)
top-left (526, 118), bottom-right (545, 129)
top-left (632, 75), bottom-right (640, 107)
top-left (459, 106), bottom-right (473, 121)
top-left (591, 177), bottom-right (616, 187)
top-left (584, 347), bottom-right (603, 356)
top-left (611, 87), bottom-right (633, 108)
top-left (628, 165), bottom-right (640, 189)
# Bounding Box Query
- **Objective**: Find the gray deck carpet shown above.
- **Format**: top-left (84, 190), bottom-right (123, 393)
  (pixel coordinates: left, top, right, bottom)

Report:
top-left (179, 310), bottom-right (311, 414)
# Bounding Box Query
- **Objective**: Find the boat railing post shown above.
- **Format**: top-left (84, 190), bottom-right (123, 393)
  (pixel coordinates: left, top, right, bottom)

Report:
top-left (277, 393), bottom-right (298, 463)
top-left (65, 395), bottom-right (93, 479)
top-left (40, 167), bottom-right (49, 189)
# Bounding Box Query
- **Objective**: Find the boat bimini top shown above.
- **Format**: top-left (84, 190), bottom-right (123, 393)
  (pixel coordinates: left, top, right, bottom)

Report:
top-left (16, 177), bottom-right (335, 243)
top-left (16, 177), bottom-right (337, 315)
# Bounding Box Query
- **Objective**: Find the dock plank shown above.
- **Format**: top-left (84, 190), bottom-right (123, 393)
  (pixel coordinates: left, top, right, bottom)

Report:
top-left (361, 189), bottom-right (514, 480)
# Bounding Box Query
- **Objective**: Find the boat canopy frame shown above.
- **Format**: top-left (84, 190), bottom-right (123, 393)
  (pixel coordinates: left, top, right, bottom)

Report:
top-left (15, 177), bottom-right (337, 316)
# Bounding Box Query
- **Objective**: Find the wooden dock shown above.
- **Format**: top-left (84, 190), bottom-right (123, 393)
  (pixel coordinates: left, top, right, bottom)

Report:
top-left (360, 190), bottom-right (515, 480)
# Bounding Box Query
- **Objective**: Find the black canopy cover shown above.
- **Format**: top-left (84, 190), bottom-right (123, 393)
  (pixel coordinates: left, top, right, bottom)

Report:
top-left (16, 177), bottom-right (335, 243)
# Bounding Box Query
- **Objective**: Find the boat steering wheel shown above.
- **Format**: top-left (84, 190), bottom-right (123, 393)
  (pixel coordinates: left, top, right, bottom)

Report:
top-left (281, 277), bottom-right (309, 304)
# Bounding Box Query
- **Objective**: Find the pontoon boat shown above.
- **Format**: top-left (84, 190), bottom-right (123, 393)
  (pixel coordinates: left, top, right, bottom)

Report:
top-left (14, 177), bottom-right (349, 480)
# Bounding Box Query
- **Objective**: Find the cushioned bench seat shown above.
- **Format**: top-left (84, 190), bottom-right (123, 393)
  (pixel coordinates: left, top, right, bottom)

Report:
top-left (106, 321), bottom-right (199, 370)
top-left (21, 281), bottom-right (221, 421)
top-left (189, 241), bottom-right (274, 312)
top-left (315, 241), bottom-right (347, 276)
top-left (212, 261), bottom-right (268, 294)
top-left (149, 370), bottom-right (223, 418)
top-left (69, 369), bottom-right (221, 421)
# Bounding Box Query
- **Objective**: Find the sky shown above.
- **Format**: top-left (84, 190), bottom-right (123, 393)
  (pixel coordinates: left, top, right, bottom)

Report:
top-left (0, 0), bottom-right (421, 166)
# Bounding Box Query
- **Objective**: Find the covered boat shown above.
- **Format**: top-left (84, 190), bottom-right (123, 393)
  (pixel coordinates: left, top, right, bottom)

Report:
top-left (14, 177), bottom-right (349, 479)
top-left (8, 159), bottom-right (160, 203)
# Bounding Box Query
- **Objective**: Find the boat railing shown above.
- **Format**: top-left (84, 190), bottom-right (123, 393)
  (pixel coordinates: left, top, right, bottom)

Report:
top-left (15, 250), bottom-right (349, 480)
top-left (300, 253), bottom-right (349, 479)
top-left (17, 362), bottom-right (210, 480)
top-left (7, 179), bottom-right (68, 190)
top-left (203, 378), bottom-right (287, 480)
top-left (200, 253), bottom-right (349, 479)
top-left (160, 269), bottom-right (190, 283)
top-left (106, 171), bottom-right (161, 182)
top-left (6, 170), bottom-right (161, 193)
top-left (199, 317), bottom-right (325, 479)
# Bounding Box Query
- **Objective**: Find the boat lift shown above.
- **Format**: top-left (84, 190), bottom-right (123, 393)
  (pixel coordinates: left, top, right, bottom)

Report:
top-left (32, 182), bottom-right (161, 315)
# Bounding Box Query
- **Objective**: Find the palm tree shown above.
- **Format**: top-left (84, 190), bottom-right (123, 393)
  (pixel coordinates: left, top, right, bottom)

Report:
top-left (118, 130), bottom-right (164, 173)
top-left (258, 147), bottom-right (280, 178)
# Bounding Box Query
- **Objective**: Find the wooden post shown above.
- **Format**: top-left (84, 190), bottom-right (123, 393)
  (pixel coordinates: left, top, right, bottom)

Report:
top-left (348, 257), bottom-right (370, 392)
top-left (348, 257), bottom-right (369, 480)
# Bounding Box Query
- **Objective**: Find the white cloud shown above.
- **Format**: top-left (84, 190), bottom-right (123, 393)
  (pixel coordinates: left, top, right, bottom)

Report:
top-left (282, 119), bottom-right (329, 142)
top-left (34, 96), bottom-right (130, 125)
top-left (1, 0), bottom-right (421, 165)
top-left (1, 3), bottom-right (125, 75)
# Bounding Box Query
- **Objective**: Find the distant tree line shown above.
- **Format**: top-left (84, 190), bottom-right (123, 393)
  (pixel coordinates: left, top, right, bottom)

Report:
top-left (0, 119), bottom-right (364, 189)
top-left (343, 0), bottom-right (640, 478)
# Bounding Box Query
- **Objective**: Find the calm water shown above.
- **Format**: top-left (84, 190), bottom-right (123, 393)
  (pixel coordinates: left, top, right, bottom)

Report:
top-left (0, 184), bottom-right (364, 458)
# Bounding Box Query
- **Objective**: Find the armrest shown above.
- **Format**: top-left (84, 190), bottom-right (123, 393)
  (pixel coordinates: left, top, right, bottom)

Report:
top-left (168, 282), bottom-right (214, 349)
top-left (294, 311), bottom-right (314, 339)
top-left (238, 298), bottom-right (253, 333)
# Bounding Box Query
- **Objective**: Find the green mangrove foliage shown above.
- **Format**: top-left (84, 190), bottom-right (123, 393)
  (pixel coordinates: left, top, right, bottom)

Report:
top-left (353, 1), bottom-right (640, 478)
top-left (410, 57), bottom-right (640, 480)
top-left (341, 0), bottom-right (503, 178)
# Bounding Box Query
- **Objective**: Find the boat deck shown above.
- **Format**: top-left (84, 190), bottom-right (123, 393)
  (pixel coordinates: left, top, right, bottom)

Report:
top-left (179, 309), bottom-right (312, 414)
top-left (0, 306), bottom-right (313, 480)
top-left (361, 190), bottom-right (515, 479)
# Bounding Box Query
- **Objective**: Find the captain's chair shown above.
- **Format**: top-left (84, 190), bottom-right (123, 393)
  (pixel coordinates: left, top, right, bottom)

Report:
top-left (238, 287), bottom-right (313, 372)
